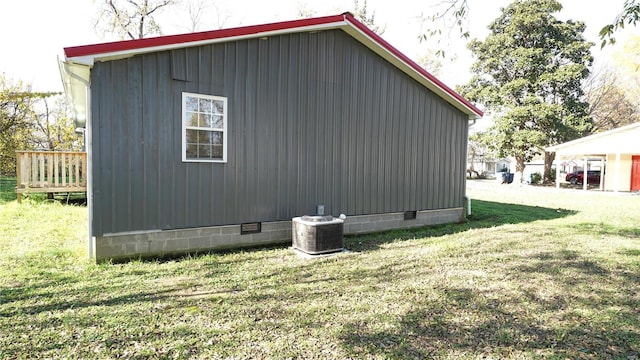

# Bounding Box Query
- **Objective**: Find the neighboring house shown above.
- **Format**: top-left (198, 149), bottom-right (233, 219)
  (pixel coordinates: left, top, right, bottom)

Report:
top-left (466, 157), bottom-right (510, 178)
top-left (559, 160), bottom-right (578, 175)
top-left (495, 158), bottom-right (512, 174)
top-left (59, 13), bottom-right (483, 262)
top-left (546, 122), bottom-right (640, 192)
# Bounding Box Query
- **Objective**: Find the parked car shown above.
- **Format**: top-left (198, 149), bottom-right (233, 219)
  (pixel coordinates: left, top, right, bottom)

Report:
top-left (565, 170), bottom-right (601, 185)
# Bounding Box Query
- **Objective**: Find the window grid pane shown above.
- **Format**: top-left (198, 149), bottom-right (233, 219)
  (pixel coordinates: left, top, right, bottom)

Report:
top-left (184, 92), bottom-right (226, 161)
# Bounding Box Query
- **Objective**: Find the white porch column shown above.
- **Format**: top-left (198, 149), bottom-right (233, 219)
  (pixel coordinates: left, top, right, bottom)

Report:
top-left (615, 153), bottom-right (621, 193)
top-left (583, 157), bottom-right (588, 191)
top-left (599, 156), bottom-right (605, 191)
top-left (556, 160), bottom-right (560, 189)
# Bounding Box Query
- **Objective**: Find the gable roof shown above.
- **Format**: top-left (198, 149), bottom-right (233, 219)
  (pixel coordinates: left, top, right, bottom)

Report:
top-left (546, 122), bottom-right (640, 155)
top-left (61, 12), bottom-right (482, 120)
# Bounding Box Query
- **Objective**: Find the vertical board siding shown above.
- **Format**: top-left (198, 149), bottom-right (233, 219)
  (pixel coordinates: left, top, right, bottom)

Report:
top-left (91, 29), bottom-right (469, 236)
top-left (141, 53), bottom-right (158, 230)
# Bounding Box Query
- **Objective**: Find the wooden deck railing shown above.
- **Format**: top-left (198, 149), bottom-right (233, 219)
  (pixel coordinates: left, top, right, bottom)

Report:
top-left (15, 151), bottom-right (87, 203)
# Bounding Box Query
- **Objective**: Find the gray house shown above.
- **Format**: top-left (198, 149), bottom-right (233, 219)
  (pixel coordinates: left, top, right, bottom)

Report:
top-left (59, 13), bottom-right (483, 262)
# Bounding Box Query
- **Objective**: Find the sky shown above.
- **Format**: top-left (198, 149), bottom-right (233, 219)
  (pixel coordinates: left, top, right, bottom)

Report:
top-left (0, 0), bottom-right (632, 94)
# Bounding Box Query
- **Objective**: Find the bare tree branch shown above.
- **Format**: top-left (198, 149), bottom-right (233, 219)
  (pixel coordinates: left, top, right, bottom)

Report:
top-left (583, 65), bottom-right (640, 132)
top-left (418, 0), bottom-right (469, 58)
top-left (184, 0), bottom-right (207, 32)
top-left (95, 0), bottom-right (176, 40)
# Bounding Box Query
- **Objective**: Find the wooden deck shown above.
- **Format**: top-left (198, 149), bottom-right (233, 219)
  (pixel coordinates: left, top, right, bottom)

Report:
top-left (15, 151), bottom-right (87, 203)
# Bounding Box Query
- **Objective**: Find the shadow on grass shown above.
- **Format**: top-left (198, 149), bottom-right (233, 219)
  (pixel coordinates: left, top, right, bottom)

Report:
top-left (516, 250), bottom-right (610, 277)
top-left (340, 305), bottom-right (639, 358)
top-left (619, 248), bottom-right (640, 257)
top-left (572, 222), bottom-right (640, 238)
top-left (345, 200), bottom-right (575, 252)
top-left (0, 286), bottom-right (187, 318)
top-left (337, 249), bottom-right (640, 358)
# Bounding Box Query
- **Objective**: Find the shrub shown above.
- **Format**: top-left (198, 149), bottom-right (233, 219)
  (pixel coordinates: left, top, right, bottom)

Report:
top-left (531, 172), bottom-right (542, 184)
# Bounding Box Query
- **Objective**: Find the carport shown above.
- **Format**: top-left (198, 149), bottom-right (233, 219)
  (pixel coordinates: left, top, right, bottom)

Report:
top-left (546, 122), bottom-right (640, 192)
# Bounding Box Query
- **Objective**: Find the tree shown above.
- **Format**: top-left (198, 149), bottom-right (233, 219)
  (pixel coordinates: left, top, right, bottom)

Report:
top-left (294, 0), bottom-right (386, 35)
top-left (95, 0), bottom-right (176, 40)
top-left (418, 0), bottom-right (469, 57)
top-left (181, 0), bottom-right (207, 33)
top-left (416, 50), bottom-right (444, 76)
top-left (420, 1), bottom-right (638, 53)
top-left (31, 96), bottom-right (80, 152)
top-left (1, 77), bottom-right (38, 176)
top-left (353, 0), bottom-right (386, 35)
top-left (458, 0), bottom-right (593, 184)
top-left (296, 4), bottom-right (317, 19)
top-left (1, 76), bottom-right (80, 176)
top-left (583, 66), bottom-right (640, 133)
top-left (175, 0), bottom-right (230, 32)
top-left (466, 131), bottom-right (495, 177)
top-left (599, 0), bottom-right (640, 47)
top-left (612, 34), bottom-right (640, 108)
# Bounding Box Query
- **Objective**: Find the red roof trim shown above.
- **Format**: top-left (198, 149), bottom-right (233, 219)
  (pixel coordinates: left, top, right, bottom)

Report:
top-left (64, 12), bottom-right (482, 117)
top-left (341, 13), bottom-right (483, 117)
top-left (64, 14), bottom-right (346, 58)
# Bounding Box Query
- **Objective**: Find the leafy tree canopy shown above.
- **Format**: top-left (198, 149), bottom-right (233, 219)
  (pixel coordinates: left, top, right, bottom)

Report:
top-left (458, 0), bottom-right (593, 181)
top-left (0, 76), bottom-right (80, 176)
top-left (353, 0), bottom-right (386, 35)
top-left (423, 1), bottom-right (638, 56)
top-left (599, 0), bottom-right (640, 47)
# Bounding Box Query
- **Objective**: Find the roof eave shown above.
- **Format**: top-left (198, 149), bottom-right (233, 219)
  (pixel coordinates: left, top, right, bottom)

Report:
top-left (64, 15), bottom-right (349, 66)
top-left (546, 122), bottom-right (640, 153)
top-left (63, 13), bottom-right (483, 119)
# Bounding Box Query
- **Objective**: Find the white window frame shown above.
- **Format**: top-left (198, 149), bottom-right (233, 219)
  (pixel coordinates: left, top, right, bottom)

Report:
top-left (181, 92), bottom-right (228, 163)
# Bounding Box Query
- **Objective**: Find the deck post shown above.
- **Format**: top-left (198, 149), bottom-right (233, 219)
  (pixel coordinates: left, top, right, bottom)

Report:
top-left (16, 152), bottom-right (22, 204)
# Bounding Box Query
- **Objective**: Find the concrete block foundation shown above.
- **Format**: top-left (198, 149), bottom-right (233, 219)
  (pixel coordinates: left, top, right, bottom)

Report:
top-left (93, 208), bottom-right (464, 262)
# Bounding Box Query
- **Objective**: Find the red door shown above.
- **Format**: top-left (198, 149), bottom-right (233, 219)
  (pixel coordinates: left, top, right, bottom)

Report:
top-left (632, 156), bottom-right (640, 191)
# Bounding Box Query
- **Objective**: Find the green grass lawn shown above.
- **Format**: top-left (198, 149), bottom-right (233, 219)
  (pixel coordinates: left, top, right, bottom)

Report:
top-left (0, 177), bottom-right (16, 203)
top-left (1, 179), bottom-right (639, 359)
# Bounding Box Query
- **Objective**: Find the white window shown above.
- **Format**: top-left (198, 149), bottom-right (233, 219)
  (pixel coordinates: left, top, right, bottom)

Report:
top-left (182, 92), bottom-right (227, 163)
